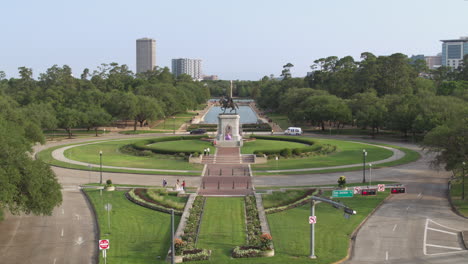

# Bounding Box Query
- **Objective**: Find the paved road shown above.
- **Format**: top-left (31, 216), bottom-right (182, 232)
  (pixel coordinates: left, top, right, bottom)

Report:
top-left (1, 133), bottom-right (467, 263)
top-left (0, 186), bottom-right (97, 264)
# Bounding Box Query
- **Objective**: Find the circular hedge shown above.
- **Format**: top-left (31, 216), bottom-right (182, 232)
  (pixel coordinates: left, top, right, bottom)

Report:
top-left (250, 135), bottom-right (336, 157)
top-left (130, 135), bottom-right (207, 156)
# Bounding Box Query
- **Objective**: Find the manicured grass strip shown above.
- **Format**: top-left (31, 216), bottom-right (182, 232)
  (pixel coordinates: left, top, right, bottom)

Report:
top-left (196, 198), bottom-right (246, 262)
top-left (254, 181), bottom-right (397, 190)
top-left (267, 190), bottom-right (388, 263)
top-left (266, 113), bottom-right (292, 130)
top-left (254, 143), bottom-right (420, 175)
top-left (252, 137), bottom-right (393, 171)
top-left (149, 140), bottom-right (214, 154)
top-left (241, 139), bottom-right (307, 154)
top-left (262, 189), bottom-right (311, 209)
top-left (36, 141), bottom-right (201, 176)
top-left (449, 175), bottom-right (468, 216)
top-left (84, 190), bottom-right (180, 264)
top-left (153, 118), bottom-right (190, 130)
top-left (119, 130), bottom-right (167, 134)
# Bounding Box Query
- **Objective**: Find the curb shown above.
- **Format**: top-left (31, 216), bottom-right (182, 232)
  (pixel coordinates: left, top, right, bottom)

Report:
top-left (334, 193), bottom-right (392, 264)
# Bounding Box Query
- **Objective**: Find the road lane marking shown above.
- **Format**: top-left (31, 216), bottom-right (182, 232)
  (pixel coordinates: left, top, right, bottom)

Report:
top-left (392, 224), bottom-right (397, 232)
top-left (417, 192), bottom-right (422, 198)
top-left (75, 236), bottom-right (84, 245)
top-left (428, 219), bottom-right (461, 232)
top-left (385, 251), bottom-right (388, 260)
top-left (61, 228), bottom-right (64, 237)
top-left (406, 206), bottom-right (410, 211)
top-left (423, 219), bottom-right (429, 255)
top-left (62, 208), bottom-right (64, 215)
top-left (426, 244), bottom-right (463, 251)
top-left (53, 258), bottom-right (56, 264)
top-left (427, 227), bottom-right (457, 236)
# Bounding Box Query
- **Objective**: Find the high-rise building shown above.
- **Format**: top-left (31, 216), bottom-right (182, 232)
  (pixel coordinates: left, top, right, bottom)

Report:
top-left (136, 38), bottom-right (156, 73)
top-left (171, 58), bottom-right (202, 80)
top-left (441, 37), bottom-right (468, 68)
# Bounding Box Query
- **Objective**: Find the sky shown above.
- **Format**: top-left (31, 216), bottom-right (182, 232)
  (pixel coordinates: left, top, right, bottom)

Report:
top-left (1, 0), bottom-right (467, 80)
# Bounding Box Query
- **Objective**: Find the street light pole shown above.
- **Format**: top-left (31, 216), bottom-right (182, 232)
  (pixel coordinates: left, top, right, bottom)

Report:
top-left (171, 209), bottom-right (175, 264)
top-left (309, 199), bottom-right (316, 259)
top-left (99, 150), bottom-right (103, 185)
top-left (362, 149), bottom-right (367, 183)
top-left (173, 117), bottom-right (175, 134)
top-left (369, 163), bottom-right (372, 188)
top-left (463, 162), bottom-right (466, 200)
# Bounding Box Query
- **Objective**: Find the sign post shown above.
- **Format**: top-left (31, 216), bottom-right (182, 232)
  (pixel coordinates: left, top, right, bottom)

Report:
top-left (309, 199), bottom-right (317, 259)
top-left (99, 239), bottom-right (109, 264)
top-left (378, 184), bottom-right (385, 192)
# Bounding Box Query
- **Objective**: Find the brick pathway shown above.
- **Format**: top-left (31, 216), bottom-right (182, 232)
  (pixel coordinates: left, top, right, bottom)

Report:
top-left (198, 147), bottom-right (254, 196)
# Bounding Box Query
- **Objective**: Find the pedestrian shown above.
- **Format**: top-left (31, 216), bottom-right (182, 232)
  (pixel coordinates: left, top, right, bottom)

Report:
top-left (203, 148), bottom-right (206, 156)
top-left (182, 180), bottom-right (186, 191)
top-left (207, 148), bottom-right (210, 156)
top-left (163, 178), bottom-right (167, 188)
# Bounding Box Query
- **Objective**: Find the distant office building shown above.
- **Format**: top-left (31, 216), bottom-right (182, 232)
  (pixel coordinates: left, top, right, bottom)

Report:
top-left (136, 38), bottom-right (156, 73)
top-left (410, 54), bottom-right (442, 70)
top-left (172, 58), bottom-right (202, 80)
top-left (441, 37), bottom-right (468, 69)
top-left (425, 55), bottom-right (442, 69)
top-left (202, 75), bottom-right (219, 80)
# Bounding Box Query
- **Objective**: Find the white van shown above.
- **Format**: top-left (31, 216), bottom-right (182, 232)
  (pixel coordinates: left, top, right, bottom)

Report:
top-left (284, 127), bottom-right (302, 135)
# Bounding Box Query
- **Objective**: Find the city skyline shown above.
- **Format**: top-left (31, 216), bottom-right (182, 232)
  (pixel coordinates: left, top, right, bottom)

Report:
top-left (1, 0), bottom-right (467, 80)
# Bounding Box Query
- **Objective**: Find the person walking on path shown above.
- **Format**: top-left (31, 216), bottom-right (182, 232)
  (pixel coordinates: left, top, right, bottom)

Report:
top-left (207, 148), bottom-right (210, 156)
top-left (162, 178), bottom-right (167, 188)
top-left (182, 180), bottom-right (186, 191)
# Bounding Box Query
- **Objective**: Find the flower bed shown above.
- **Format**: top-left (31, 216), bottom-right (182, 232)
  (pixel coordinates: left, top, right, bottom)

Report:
top-left (129, 136), bottom-right (206, 156)
top-left (250, 134), bottom-right (336, 157)
top-left (264, 189), bottom-right (319, 214)
top-left (232, 196), bottom-right (273, 258)
top-left (174, 196), bottom-right (209, 262)
top-left (126, 188), bottom-right (184, 215)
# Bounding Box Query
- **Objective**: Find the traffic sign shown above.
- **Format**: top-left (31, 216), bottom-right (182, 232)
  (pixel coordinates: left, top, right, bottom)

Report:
top-left (378, 184), bottom-right (385, 192)
top-left (353, 186), bottom-right (361, 194)
top-left (99, 239), bottom-right (109, 250)
top-left (309, 216), bottom-right (317, 224)
top-left (332, 190), bottom-right (353, 198)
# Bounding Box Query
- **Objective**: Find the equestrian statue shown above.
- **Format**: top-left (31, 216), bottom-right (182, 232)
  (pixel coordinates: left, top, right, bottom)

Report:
top-left (219, 96), bottom-right (238, 114)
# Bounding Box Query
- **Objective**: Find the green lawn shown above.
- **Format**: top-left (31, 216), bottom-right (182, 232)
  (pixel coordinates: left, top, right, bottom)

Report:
top-left (450, 176), bottom-right (468, 216)
top-left (84, 190), bottom-right (180, 264)
top-left (267, 113), bottom-right (292, 130)
top-left (252, 138), bottom-right (393, 171)
top-left (63, 140), bottom-right (203, 171)
top-left (149, 140), bottom-right (214, 154)
top-left (195, 198), bottom-right (246, 262)
top-left (266, 190), bottom-right (388, 263)
top-left (262, 189), bottom-right (311, 209)
top-left (37, 140), bottom-right (201, 175)
top-left (241, 139), bottom-right (308, 154)
top-left (153, 117), bottom-right (191, 130)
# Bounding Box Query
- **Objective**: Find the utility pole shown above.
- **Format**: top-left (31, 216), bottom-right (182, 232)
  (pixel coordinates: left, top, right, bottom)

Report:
top-left (309, 199), bottom-right (316, 259)
top-left (362, 149), bottom-right (367, 183)
top-left (171, 209), bottom-right (175, 264)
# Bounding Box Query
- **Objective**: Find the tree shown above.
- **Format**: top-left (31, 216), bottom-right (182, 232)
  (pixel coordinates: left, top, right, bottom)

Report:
top-left (132, 96), bottom-right (163, 130)
top-left (281, 63), bottom-right (294, 79)
top-left (423, 111), bottom-right (468, 170)
top-left (57, 107), bottom-right (83, 138)
top-left (82, 107), bottom-right (113, 136)
top-left (349, 92), bottom-right (387, 136)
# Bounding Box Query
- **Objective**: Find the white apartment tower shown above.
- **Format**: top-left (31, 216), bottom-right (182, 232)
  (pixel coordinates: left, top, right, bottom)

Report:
top-left (136, 38), bottom-right (156, 73)
top-left (171, 58), bottom-right (202, 80)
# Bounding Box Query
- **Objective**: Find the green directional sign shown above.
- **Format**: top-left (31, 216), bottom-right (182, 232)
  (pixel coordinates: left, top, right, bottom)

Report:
top-left (332, 190), bottom-right (354, 198)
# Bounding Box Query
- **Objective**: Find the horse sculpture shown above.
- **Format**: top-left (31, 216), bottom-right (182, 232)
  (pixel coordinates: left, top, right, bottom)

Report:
top-left (219, 96), bottom-right (239, 114)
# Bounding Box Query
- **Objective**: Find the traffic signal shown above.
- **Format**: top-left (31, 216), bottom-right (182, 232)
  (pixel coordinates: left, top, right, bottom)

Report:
top-left (361, 189), bottom-right (376, 196)
top-left (391, 187), bottom-right (406, 194)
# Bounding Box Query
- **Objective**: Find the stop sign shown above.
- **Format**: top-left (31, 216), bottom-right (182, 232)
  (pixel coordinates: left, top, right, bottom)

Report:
top-left (99, 239), bottom-right (109, 250)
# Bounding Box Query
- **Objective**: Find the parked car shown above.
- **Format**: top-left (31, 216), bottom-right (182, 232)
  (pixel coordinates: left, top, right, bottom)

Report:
top-left (284, 127), bottom-right (302, 135)
top-left (189, 128), bottom-right (207, 134)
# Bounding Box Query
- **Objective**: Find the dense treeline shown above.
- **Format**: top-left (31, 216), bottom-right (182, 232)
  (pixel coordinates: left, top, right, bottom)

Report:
top-left (254, 53), bottom-right (468, 170)
top-left (0, 63), bottom-right (210, 218)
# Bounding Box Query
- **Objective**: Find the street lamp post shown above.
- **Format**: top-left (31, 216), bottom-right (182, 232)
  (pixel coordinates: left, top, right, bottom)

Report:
top-left (463, 162), bottom-right (466, 200)
top-left (362, 149), bottom-right (367, 183)
top-left (99, 150), bottom-right (103, 185)
top-left (173, 117), bottom-right (175, 134)
top-left (309, 199), bottom-right (317, 259)
top-left (369, 163), bottom-right (372, 188)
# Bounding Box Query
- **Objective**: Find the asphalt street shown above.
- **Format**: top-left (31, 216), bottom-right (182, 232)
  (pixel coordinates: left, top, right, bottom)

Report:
top-left (0, 133), bottom-right (466, 263)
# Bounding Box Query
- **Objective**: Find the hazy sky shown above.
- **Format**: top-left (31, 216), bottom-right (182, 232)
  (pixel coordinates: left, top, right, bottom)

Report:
top-left (1, 0), bottom-right (467, 80)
